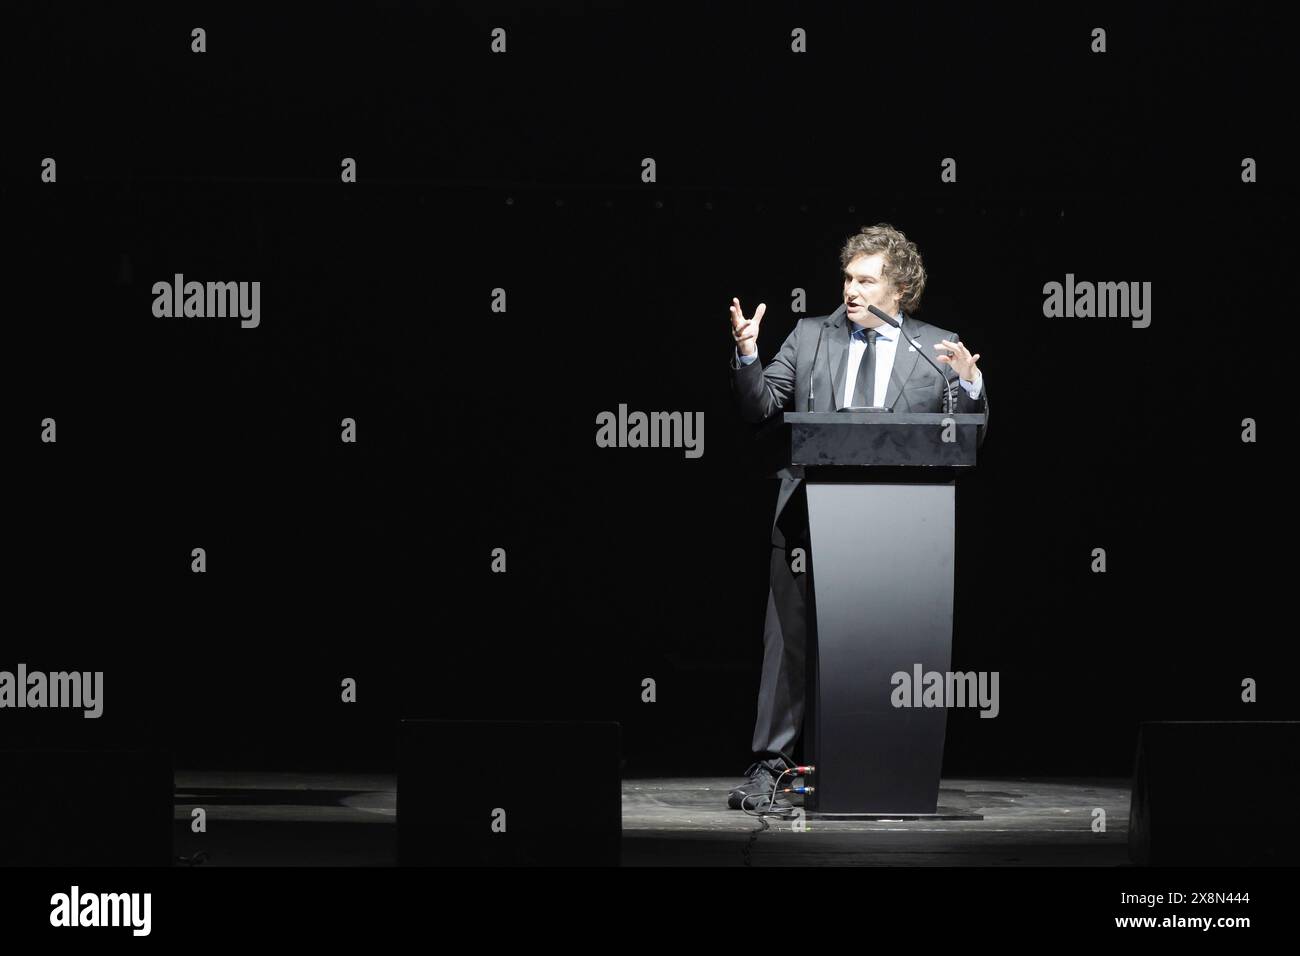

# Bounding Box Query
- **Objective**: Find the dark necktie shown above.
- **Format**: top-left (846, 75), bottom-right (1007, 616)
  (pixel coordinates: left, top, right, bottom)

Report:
top-left (851, 328), bottom-right (879, 407)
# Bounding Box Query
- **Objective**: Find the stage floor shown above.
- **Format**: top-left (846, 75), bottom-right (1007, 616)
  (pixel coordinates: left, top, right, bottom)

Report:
top-left (172, 771), bottom-right (1132, 866)
top-left (622, 776), bottom-right (1131, 866)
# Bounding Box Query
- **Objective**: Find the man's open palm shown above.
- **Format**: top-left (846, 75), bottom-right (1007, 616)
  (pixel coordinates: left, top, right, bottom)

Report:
top-left (730, 297), bottom-right (766, 356)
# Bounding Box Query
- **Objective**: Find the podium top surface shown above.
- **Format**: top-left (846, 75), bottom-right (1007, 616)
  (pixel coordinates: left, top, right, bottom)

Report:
top-left (753, 411), bottom-right (988, 476)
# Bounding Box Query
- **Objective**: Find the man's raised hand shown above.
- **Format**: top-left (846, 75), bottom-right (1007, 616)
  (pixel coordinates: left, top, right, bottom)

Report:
top-left (730, 297), bottom-right (766, 357)
top-left (933, 338), bottom-right (982, 383)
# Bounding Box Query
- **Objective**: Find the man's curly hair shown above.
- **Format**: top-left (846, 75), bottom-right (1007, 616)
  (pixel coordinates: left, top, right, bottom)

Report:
top-left (839, 223), bottom-right (927, 313)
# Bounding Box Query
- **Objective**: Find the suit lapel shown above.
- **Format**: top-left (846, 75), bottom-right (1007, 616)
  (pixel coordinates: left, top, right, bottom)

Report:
top-left (884, 311), bottom-right (923, 411)
top-left (826, 304), bottom-right (849, 410)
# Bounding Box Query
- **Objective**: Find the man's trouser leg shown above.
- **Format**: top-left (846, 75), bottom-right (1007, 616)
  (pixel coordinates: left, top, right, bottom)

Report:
top-left (750, 539), bottom-right (808, 771)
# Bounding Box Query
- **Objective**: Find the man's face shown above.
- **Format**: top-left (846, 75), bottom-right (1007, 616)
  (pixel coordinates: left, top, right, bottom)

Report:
top-left (843, 252), bottom-right (903, 327)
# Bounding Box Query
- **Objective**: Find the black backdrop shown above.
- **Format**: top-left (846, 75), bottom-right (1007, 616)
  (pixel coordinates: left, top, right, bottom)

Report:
top-left (6, 2), bottom-right (1292, 776)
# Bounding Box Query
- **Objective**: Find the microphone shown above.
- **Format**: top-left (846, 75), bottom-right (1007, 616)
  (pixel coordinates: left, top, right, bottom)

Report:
top-left (866, 305), bottom-right (955, 415)
top-left (808, 319), bottom-right (828, 410)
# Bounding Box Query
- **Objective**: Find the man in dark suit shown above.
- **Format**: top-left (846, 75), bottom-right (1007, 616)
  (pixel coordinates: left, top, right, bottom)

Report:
top-left (725, 224), bottom-right (988, 811)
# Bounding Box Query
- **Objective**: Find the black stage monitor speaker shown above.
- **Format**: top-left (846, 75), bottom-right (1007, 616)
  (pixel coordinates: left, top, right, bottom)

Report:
top-left (399, 720), bottom-right (621, 866)
top-left (1129, 721), bottom-right (1300, 865)
top-left (0, 750), bottom-right (173, 867)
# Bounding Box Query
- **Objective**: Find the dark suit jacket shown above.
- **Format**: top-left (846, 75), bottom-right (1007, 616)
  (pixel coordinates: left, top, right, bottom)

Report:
top-left (730, 304), bottom-right (989, 547)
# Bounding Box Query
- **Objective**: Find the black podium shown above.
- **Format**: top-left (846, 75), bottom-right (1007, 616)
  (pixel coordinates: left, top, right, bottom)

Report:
top-left (764, 412), bottom-right (986, 816)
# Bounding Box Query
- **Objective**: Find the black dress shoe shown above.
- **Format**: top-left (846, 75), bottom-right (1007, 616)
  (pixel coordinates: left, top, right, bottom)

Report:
top-left (727, 761), bottom-right (793, 811)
